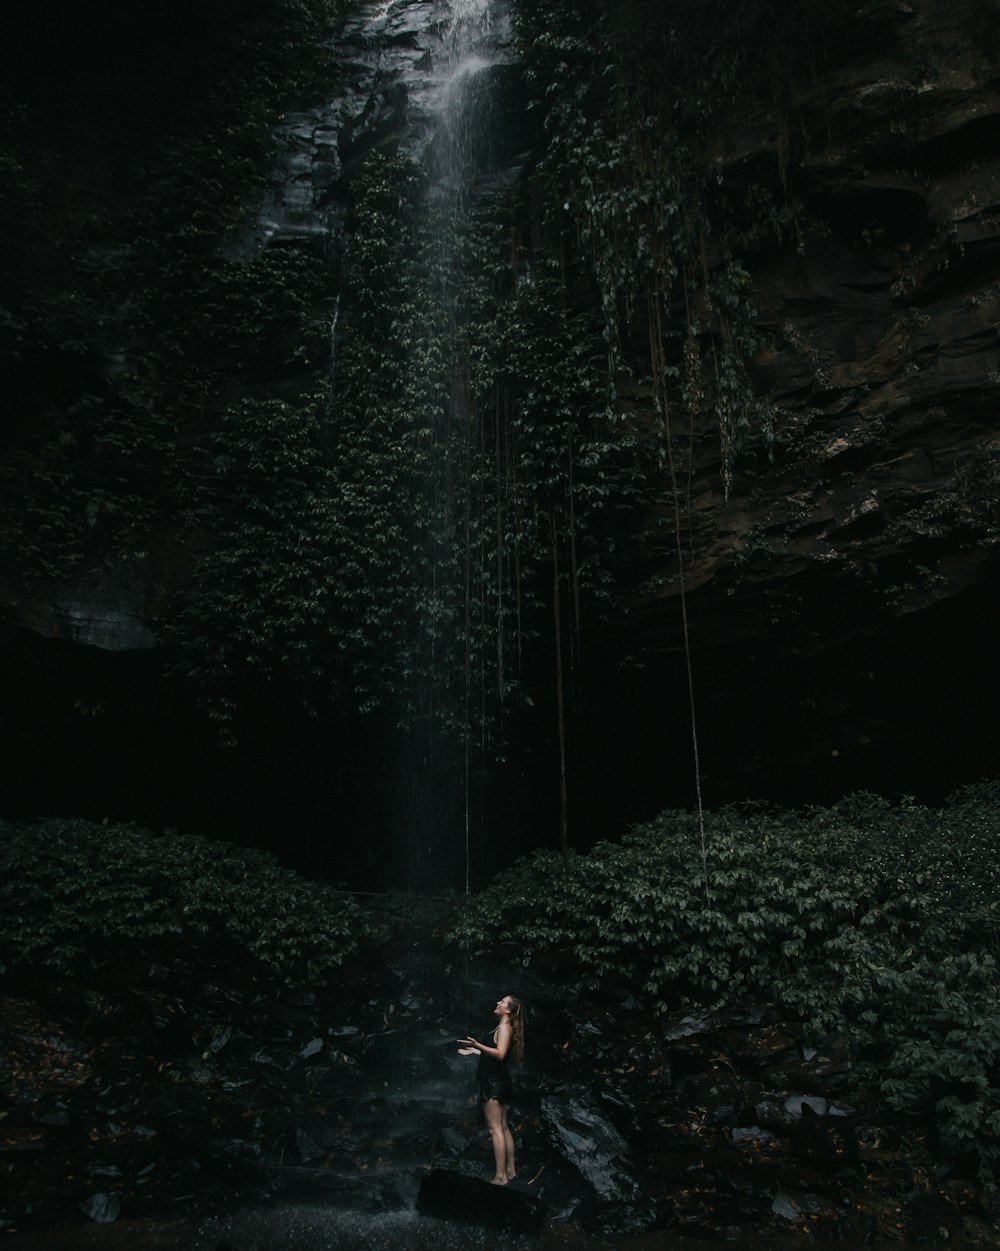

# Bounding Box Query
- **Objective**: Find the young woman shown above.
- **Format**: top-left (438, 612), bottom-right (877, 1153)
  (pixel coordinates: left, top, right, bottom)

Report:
top-left (458, 994), bottom-right (525, 1185)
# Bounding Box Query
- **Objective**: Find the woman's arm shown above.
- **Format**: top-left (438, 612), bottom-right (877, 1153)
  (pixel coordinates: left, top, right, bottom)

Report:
top-left (457, 1022), bottom-right (511, 1061)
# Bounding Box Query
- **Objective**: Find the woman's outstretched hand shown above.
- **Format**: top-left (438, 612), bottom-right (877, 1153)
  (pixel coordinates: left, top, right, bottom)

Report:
top-left (457, 1046), bottom-right (477, 1056)
top-left (457, 1037), bottom-right (479, 1053)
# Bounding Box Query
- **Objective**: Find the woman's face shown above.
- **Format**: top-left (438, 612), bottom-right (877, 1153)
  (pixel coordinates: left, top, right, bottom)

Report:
top-left (494, 995), bottom-right (511, 1016)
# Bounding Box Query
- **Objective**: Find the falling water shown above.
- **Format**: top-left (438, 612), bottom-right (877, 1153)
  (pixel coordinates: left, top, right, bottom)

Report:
top-left (387, 0), bottom-right (511, 896)
top-left (328, 292), bottom-right (341, 387)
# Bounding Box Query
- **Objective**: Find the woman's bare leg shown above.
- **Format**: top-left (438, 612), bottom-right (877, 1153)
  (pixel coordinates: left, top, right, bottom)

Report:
top-left (483, 1099), bottom-right (507, 1184)
top-left (501, 1104), bottom-right (516, 1179)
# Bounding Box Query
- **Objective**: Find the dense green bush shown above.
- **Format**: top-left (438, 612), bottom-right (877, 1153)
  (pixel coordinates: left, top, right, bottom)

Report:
top-left (455, 802), bottom-right (924, 1018)
top-left (453, 784), bottom-right (1000, 1174)
top-left (0, 818), bottom-right (366, 983)
top-left (456, 786), bottom-right (1000, 1001)
top-left (823, 782), bottom-right (1000, 924)
top-left (858, 952), bottom-right (1000, 1177)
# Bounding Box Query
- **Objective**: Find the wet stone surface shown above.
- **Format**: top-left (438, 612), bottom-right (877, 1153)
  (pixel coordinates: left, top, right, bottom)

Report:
top-left (2, 938), bottom-right (999, 1248)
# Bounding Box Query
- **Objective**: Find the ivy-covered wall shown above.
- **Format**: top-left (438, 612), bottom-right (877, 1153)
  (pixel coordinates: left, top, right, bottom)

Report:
top-left (0, 0), bottom-right (340, 588)
top-left (1, 0), bottom-right (998, 885)
top-left (0, 0), bottom-right (362, 876)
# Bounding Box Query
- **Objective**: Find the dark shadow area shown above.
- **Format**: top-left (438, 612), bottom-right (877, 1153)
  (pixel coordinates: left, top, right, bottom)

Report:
top-left (571, 575), bottom-right (1000, 846)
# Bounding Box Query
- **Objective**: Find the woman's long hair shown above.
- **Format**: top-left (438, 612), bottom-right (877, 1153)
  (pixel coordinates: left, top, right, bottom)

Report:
top-left (507, 995), bottom-right (525, 1063)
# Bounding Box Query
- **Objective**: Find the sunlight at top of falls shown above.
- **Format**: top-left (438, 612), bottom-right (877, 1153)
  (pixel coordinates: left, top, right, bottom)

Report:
top-left (444, 53), bottom-right (491, 87)
top-left (423, 50), bottom-right (494, 123)
top-left (451, 0), bottom-right (492, 19)
top-left (362, 0), bottom-right (494, 34)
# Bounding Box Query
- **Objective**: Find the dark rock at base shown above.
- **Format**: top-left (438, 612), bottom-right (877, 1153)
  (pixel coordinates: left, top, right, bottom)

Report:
top-left (540, 1091), bottom-right (640, 1204)
top-left (79, 1192), bottom-right (121, 1223)
top-left (586, 1197), bottom-right (658, 1237)
top-left (789, 1104), bottom-right (860, 1173)
top-left (436, 1126), bottom-right (470, 1155)
top-left (416, 1168), bottom-right (545, 1233)
top-left (908, 1191), bottom-right (965, 1244)
top-left (729, 1025), bottom-right (801, 1071)
top-left (662, 1014), bottom-right (717, 1043)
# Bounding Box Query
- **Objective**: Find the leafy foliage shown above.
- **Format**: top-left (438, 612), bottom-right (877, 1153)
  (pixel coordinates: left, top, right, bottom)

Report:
top-left (860, 952), bottom-right (1000, 1177)
top-left (822, 783), bottom-right (1000, 932)
top-left (0, 0), bottom-right (860, 739)
top-left (452, 783), bottom-right (1000, 1174)
top-left (163, 395), bottom-right (341, 737)
top-left (0, 818), bottom-right (365, 983)
top-left (320, 151), bottom-right (650, 734)
top-left (509, 0), bottom-right (854, 491)
top-left (455, 801), bottom-right (930, 1017)
top-left (0, 0), bottom-right (341, 584)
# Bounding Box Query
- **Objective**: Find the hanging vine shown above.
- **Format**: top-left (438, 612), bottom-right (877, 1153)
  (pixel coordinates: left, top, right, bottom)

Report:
top-left (507, 0), bottom-right (862, 858)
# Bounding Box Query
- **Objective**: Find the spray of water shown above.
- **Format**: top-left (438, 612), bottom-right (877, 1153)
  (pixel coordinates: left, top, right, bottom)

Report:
top-left (387, 0), bottom-right (508, 898)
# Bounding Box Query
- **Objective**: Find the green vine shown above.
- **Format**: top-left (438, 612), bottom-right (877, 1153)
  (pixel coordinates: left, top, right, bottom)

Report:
top-left (0, 0), bottom-right (343, 585)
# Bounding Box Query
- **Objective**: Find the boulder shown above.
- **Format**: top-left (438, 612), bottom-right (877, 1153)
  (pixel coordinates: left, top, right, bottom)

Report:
top-left (416, 1168), bottom-right (545, 1232)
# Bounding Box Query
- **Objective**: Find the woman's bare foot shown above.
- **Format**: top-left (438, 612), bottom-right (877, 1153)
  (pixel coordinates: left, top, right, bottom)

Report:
top-left (490, 1175), bottom-right (508, 1185)
top-left (505, 1170), bottom-right (516, 1181)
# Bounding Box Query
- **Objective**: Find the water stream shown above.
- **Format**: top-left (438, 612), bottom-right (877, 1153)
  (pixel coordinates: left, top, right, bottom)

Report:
top-left (384, 0), bottom-right (513, 895)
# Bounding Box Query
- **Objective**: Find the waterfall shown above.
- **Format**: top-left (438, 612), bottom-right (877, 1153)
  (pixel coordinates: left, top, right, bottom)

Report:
top-left (389, 0), bottom-right (510, 895)
top-left (267, 0), bottom-right (522, 894)
top-left (347, 0), bottom-right (516, 1125)
top-left (328, 292), bottom-right (341, 388)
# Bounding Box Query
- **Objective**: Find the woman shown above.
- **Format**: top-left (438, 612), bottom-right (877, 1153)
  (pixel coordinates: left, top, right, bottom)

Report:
top-left (458, 994), bottom-right (525, 1185)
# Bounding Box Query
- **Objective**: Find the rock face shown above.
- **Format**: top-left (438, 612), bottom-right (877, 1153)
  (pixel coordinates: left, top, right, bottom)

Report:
top-left (647, 0), bottom-right (1000, 638)
top-left (416, 1168), bottom-right (545, 1231)
top-left (576, 0), bottom-right (1000, 821)
top-left (257, 0), bottom-right (518, 252)
top-left (2, 941), bottom-right (997, 1246)
top-left (0, 0), bottom-right (997, 846)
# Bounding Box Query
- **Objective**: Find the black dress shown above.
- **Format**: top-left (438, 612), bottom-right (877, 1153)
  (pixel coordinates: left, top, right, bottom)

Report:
top-left (476, 1032), bottom-right (513, 1105)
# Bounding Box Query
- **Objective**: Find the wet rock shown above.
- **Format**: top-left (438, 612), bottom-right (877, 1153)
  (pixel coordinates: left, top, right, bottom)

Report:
top-left (908, 1191), bottom-right (965, 1243)
top-left (730, 1025), bottom-right (801, 1071)
top-left (731, 1124), bottom-right (776, 1147)
top-left (772, 1190), bottom-right (802, 1221)
top-left (36, 1105), bottom-right (69, 1128)
top-left (294, 1126), bottom-right (325, 1164)
top-left (540, 1091), bottom-right (640, 1204)
top-left (208, 1026), bottom-right (233, 1054)
top-left (771, 1188), bottom-right (844, 1232)
top-left (86, 1162), bottom-right (123, 1178)
top-left (754, 1098), bottom-right (790, 1130)
top-left (328, 1025), bottom-right (362, 1041)
top-left (785, 1093), bottom-right (855, 1119)
top-left (416, 1168), bottom-right (545, 1233)
top-left (662, 1013), bottom-right (716, 1042)
top-left (789, 1105), bottom-right (860, 1174)
top-left (436, 1126), bottom-right (470, 1155)
top-left (80, 1192), bottom-right (121, 1223)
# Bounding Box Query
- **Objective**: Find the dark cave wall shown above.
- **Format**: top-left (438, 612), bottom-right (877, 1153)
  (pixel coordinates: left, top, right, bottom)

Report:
top-left (568, 0), bottom-right (1000, 822)
top-left (0, 0), bottom-right (997, 879)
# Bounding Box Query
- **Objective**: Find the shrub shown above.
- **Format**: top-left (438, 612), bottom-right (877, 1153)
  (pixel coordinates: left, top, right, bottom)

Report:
top-left (0, 818), bottom-right (366, 983)
top-left (857, 952), bottom-right (1000, 1179)
top-left (452, 803), bottom-right (935, 1022)
top-left (451, 784), bottom-right (1000, 1174)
